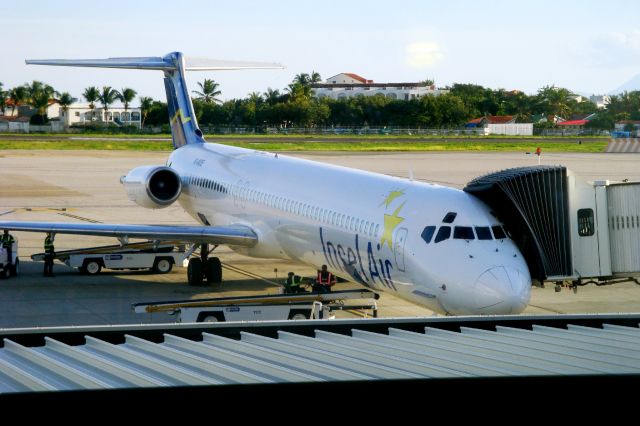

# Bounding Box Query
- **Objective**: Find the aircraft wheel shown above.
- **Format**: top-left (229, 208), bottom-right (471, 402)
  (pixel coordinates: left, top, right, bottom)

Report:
top-left (187, 258), bottom-right (203, 286)
top-left (153, 258), bottom-right (173, 274)
top-left (206, 257), bottom-right (222, 284)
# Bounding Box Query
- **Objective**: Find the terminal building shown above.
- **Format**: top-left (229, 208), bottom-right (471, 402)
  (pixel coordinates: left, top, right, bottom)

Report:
top-left (311, 73), bottom-right (447, 101)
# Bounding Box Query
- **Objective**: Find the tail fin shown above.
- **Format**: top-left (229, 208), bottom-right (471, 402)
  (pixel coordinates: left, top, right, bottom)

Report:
top-left (26, 52), bottom-right (284, 149)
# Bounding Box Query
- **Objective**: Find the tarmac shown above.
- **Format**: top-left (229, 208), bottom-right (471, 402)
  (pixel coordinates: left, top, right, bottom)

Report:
top-left (1, 148), bottom-right (640, 328)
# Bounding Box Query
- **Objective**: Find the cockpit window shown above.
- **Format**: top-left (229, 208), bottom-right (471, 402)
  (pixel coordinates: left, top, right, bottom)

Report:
top-left (475, 226), bottom-right (493, 240)
top-left (421, 226), bottom-right (436, 244)
top-left (453, 226), bottom-right (475, 240)
top-left (434, 226), bottom-right (451, 243)
top-left (492, 225), bottom-right (507, 239)
top-left (442, 212), bottom-right (457, 223)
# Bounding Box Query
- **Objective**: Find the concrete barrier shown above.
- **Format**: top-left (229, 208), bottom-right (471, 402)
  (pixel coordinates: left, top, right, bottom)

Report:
top-left (605, 138), bottom-right (640, 153)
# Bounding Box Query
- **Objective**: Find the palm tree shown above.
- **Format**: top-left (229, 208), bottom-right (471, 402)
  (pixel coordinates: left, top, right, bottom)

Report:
top-left (139, 96), bottom-right (154, 127)
top-left (119, 87), bottom-right (137, 112)
top-left (293, 73), bottom-right (310, 86)
top-left (309, 71), bottom-right (322, 84)
top-left (57, 92), bottom-right (77, 126)
top-left (0, 84), bottom-right (7, 116)
top-left (98, 86), bottom-right (120, 124)
top-left (9, 86), bottom-right (28, 116)
top-left (192, 79), bottom-right (222, 104)
top-left (0, 93), bottom-right (7, 116)
top-left (30, 90), bottom-right (52, 124)
top-left (264, 88), bottom-right (281, 106)
top-left (247, 91), bottom-right (263, 105)
top-left (538, 85), bottom-right (573, 120)
top-left (23, 81), bottom-right (57, 123)
top-left (83, 86), bottom-right (100, 121)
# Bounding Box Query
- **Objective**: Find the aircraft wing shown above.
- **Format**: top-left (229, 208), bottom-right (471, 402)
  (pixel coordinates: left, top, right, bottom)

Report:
top-left (0, 221), bottom-right (257, 247)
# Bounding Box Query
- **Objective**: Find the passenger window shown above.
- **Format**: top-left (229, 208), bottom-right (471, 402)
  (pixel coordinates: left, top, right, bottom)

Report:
top-left (454, 226), bottom-right (475, 240)
top-left (442, 212), bottom-right (457, 223)
top-left (492, 225), bottom-right (506, 239)
top-left (475, 227), bottom-right (493, 240)
top-left (434, 226), bottom-right (451, 243)
top-left (421, 226), bottom-right (436, 244)
top-left (577, 209), bottom-right (595, 236)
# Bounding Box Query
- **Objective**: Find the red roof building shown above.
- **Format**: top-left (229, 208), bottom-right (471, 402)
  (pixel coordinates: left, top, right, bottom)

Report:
top-left (466, 115), bottom-right (515, 127)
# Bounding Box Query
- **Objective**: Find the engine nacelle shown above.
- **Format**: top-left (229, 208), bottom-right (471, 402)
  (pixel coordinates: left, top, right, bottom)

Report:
top-left (120, 165), bottom-right (182, 209)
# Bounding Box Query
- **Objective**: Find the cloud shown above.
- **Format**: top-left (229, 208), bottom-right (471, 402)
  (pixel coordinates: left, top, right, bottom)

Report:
top-left (605, 29), bottom-right (640, 51)
top-left (405, 42), bottom-right (444, 68)
top-left (587, 29), bottom-right (640, 66)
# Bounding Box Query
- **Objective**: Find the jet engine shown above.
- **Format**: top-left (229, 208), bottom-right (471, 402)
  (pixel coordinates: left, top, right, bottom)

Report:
top-left (120, 165), bottom-right (182, 209)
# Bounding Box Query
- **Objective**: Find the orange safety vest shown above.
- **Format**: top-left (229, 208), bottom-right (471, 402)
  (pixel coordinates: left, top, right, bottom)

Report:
top-left (317, 271), bottom-right (334, 286)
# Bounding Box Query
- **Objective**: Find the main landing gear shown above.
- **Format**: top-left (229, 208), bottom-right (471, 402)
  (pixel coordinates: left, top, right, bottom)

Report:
top-left (187, 244), bottom-right (222, 286)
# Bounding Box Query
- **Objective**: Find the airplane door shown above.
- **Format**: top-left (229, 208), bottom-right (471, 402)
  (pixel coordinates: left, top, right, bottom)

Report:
top-left (394, 227), bottom-right (408, 272)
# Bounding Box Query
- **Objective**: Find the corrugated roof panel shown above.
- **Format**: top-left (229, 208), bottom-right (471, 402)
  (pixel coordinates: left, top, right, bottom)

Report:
top-left (454, 328), bottom-right (623, 373)
top-left (533, 325), bottom-right (640, 350)
top-left (313, 330), bottom-right (471, 377)
top-left (162, 334), bottom-right (321, 383)
top-left (1, 319), bottom-right (640, 395)
top-left (201, 332), bottom-right (369, 381)
top-left (277, 330), bottom-right (456, 378)
top-left (422, 327), bottom-right (603, 375)
top-left (41, 337), bottom-right (162, 389)
top-left (0, 357), bottom-right (56, 393)
top-left (474, 327), bottom-right (640, 372)
top-left (4, 339), bottom-right (110, 391)
top-left (382, 328), bottom-right (551, 376)
top-left (602, 323), bottom-right (640, 335)
top-left (123, 335), bottom-right (270, 384)
top-left (83, 336), bottom-right (219, 386)
top-left (493, 326), bottom-right (640, 366)
top-left (240, 331), bottom-right (419, 380)
top-left (566, 325), bottom-right (640, 344)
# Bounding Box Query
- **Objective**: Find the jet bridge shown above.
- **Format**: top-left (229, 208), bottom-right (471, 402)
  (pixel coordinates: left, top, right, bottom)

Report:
top-left (464, 166), bottom-right (572, 282)
top-left (466, 166), bottom-right (640, 285)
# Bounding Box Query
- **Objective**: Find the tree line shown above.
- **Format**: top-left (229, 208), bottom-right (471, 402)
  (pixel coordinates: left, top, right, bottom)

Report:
top-left (2, 74), bottom-right (640, 130)
top-left (0, 81), bottom-right (141, 125)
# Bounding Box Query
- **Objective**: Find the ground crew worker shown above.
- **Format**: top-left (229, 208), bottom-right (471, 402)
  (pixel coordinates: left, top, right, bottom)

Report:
top-left (44, 232), bottom-right (55, 277)
top-left (284, 272), bottom-right (304, 294)
top-left (1, 230), bottom-right (15, 277)
top-left (314, 264), bottom-right (336, 293)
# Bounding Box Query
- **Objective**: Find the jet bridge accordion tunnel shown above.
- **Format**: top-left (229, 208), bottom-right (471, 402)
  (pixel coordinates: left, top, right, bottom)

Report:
top-left (464, 166), bottom-right (572, 282)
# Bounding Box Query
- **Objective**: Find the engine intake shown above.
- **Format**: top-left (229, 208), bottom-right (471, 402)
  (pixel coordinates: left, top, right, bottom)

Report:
top-left (121, 165), bottom-right (182, 209)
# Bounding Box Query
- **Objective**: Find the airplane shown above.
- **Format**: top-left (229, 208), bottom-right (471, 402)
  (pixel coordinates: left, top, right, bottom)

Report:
top-left (0, 52), bottom-right (531, 315)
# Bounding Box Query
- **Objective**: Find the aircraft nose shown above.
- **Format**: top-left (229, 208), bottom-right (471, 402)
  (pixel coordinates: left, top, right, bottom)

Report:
top-left (473, 266), bottom-right (531, 314)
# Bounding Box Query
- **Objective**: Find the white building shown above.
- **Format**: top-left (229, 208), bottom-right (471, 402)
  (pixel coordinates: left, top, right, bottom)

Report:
top-left (589, 95), bottom-right (611, 109)
top-left (311, 73), bottom-right (446, 101)
top-left (59, 103), bottom-right (142, 128)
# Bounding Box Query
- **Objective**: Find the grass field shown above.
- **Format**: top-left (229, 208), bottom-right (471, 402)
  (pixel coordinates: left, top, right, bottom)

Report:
top-left (0, 133), bottom-right (608, 152)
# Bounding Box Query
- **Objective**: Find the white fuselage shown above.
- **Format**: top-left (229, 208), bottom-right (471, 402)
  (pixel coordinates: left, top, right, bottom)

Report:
top-left (167, 143), bottom-right (531, 315)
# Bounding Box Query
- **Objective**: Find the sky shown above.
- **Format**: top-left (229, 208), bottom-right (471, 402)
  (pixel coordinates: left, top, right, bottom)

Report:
top-left (3, 0), bottom-right (640, 105)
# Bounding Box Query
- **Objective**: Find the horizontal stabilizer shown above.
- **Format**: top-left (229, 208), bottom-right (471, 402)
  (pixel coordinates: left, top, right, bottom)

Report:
top-left (184, 57), bottom-right (284, 71)
top-left (25, 57), bottom-right (171, 70)
top-left (26, 55), bottom-right (285, 71)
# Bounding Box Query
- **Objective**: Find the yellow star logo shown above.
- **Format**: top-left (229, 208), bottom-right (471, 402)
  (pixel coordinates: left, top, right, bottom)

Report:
top-left (171, 108), bottom-right (192, 125)
top-left (380, 190), bottom-right (404, 208)
top-left (381, 202), bottom-right (405, 250)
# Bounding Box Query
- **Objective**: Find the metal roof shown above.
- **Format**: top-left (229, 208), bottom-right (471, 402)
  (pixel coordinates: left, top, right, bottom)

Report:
top-left (1, 318), bottom-right (640, 395)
